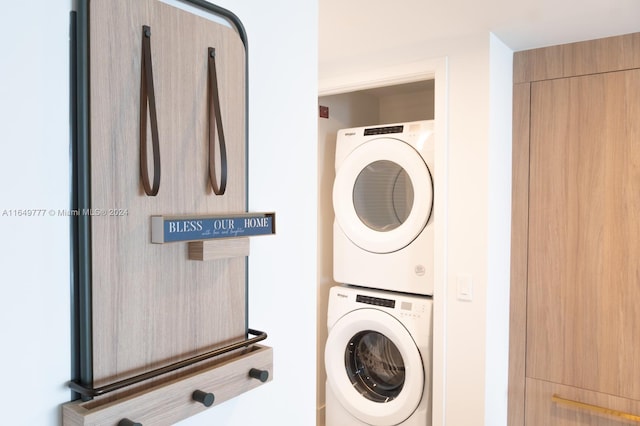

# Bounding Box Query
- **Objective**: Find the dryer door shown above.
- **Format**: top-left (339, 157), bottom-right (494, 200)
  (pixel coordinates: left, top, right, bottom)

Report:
top-left (324, 308), bottom-right (424, 426)
top-left (333, 138), bottom-right (433, 254)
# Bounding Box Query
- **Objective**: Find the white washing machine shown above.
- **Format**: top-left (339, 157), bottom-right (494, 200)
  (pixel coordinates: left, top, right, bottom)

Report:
top-left (333, 120), bottom-right (434, 296)
top-left (325, 285), bottom-right (432, 426)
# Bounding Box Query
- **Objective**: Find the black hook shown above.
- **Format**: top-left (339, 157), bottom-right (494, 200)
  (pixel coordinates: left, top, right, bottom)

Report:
top-left (248, 368), bottom-right (269, 383)
top-left (192, 389), bottom-right (215, 407)
top-left (118, 419), bottom-right (142, 426)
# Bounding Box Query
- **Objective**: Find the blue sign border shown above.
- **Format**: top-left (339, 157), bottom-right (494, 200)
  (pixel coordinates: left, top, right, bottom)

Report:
top-left (152, 213), bottom-right (275, 243)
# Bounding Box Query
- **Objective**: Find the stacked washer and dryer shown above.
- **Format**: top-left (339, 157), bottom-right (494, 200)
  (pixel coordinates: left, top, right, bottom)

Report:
top-left (326, 120), bottom-right (435, 426)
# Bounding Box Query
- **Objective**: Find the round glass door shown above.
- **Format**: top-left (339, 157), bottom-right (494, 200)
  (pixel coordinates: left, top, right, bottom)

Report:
top-left (324, 308), bottom-right (424, 425)
top-left (353, 160), bottom-right (414, 232)
top-left (345, 330), bottom-right (405, 402)
top-left (333, 138), bottom-right (433, 254)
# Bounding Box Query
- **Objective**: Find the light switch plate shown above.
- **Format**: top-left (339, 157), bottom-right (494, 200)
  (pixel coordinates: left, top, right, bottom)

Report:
top-left (456, 274), bottom-right (473, 301)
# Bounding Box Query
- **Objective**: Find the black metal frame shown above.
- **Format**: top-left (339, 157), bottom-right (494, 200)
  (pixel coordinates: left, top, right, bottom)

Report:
top-left (70, 0), bottom-right (251, 401)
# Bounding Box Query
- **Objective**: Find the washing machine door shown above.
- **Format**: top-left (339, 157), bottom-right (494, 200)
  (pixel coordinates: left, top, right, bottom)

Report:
top-left (333, 137), bottom-right (433, 254)
top-left (325, 308), bottom-right (424, 426)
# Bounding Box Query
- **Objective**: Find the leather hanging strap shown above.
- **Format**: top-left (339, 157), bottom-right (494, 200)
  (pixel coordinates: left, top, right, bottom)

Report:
top-left (140, 25), bottom-right (161, 196)
top-left (207, 47), bottom-right (228, 195)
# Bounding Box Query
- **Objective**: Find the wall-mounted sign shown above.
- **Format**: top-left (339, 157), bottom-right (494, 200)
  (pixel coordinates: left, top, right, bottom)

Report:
top-left (152, 212), bottom-right (276, 243)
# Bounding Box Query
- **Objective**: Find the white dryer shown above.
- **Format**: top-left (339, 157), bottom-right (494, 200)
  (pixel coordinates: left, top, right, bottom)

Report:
top-left (325, 285), bottom-right (432, 426)
top-left (333, 120), bottom-right (434, 295)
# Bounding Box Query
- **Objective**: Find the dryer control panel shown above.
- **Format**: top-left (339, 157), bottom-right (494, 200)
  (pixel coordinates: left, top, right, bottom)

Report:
top-left (363, 125), bottom-right (404, 136)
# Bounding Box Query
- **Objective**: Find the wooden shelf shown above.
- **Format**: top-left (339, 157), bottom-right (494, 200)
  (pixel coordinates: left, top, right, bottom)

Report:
top-left (188, 238), bottom-right (250, 261)
top-left (63, 345), bottom-right (272, 426)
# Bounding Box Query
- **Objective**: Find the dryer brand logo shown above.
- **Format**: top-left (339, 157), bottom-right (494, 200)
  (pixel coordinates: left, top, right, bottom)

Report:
top-left (336, 293), bottom-right (348, 298)
top-left (344, 132), bottom-right (356, 136)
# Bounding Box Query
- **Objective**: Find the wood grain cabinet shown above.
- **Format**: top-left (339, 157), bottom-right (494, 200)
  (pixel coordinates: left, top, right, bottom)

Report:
top-left (509, 33), bottom-right (640, 425)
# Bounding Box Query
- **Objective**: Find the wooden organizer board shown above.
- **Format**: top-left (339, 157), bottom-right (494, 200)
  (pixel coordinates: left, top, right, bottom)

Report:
top-left (86, 0), bottom-right (247, 392)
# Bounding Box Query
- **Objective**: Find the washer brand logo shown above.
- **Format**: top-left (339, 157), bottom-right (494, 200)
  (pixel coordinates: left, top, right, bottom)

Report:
top-left (336, 293), bottom-right (348, 298)
top-left (344, 132), bottom-right (356, 136)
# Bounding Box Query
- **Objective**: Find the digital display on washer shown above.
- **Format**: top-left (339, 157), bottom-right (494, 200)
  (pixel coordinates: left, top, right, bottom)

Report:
top-left (363, 125), bottom-right (404, 136)
top-left (356, 294), bottom-right (395, 308)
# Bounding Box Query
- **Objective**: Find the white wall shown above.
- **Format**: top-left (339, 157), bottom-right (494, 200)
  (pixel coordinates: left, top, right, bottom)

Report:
top-left (0, 0), bottom-right (318, 425)
top-left (319, 34), bottom-right (513, 425)
top-left (0, 2), bottom-right (72, 425)
top-left (485, 33), bottom-right (513, 426)
top-left (439, 36), bottom-right (490, 426)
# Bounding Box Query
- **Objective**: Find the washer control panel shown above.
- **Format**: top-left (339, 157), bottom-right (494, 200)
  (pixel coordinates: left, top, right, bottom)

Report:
top-left (355, 294), bottom-right (395, 308)
top-left (328, 285), bottom-right (433, 328)
top-left (398, 299), bottom-right (429, 320)
top-left (353, 289), bottom-right (429, 319)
